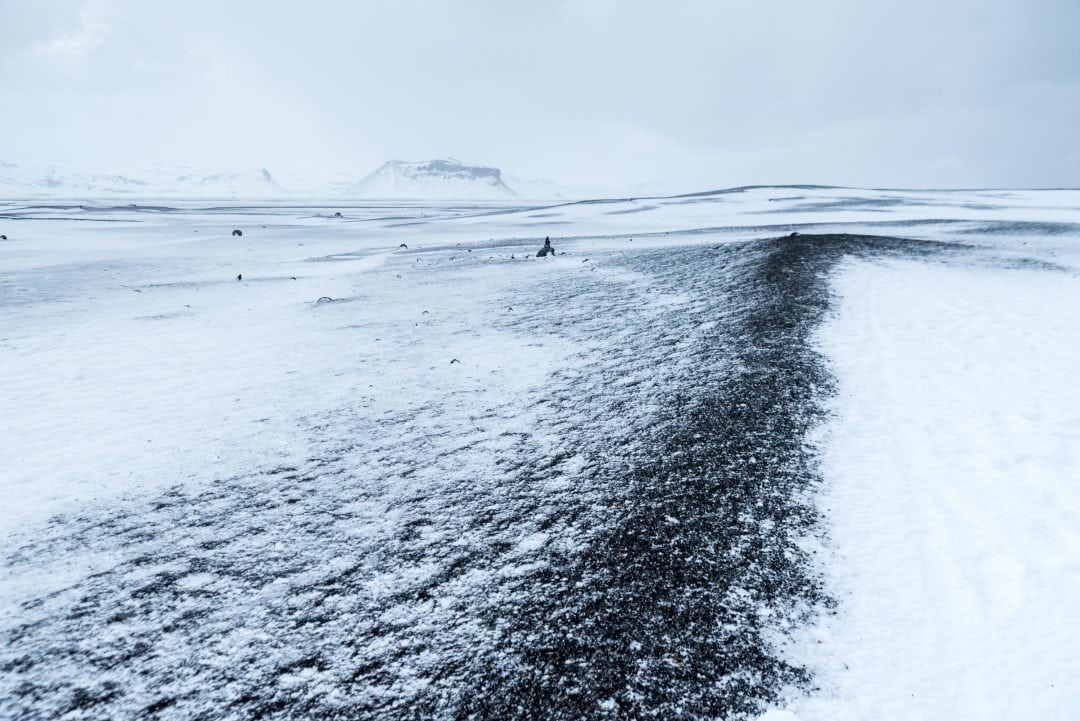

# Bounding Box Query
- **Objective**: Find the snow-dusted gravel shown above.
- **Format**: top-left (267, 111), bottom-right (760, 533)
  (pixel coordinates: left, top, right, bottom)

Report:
top-left (3, 189), bottom-right (1079, 720)
top-left (1, 231), bottom-right (837, 719)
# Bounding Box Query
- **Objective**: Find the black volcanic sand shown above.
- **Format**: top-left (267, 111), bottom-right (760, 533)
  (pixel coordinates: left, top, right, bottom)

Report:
top-left (2, 234), bottom-right (955, 721)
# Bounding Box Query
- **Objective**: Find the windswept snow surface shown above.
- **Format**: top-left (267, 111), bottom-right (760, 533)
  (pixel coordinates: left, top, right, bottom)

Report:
top-left (2, 187), bottom-right (1080, 720)
top-left (780, 258), bottom-right (1080, 721)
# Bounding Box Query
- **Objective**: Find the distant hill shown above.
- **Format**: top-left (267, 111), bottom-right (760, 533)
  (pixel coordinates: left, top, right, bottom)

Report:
top-left (0, 159), bottom-right (585, 200)
top-left (346, 158), bottom-right (517, 199)
top-left (0, 161), bottom-right (288, 198)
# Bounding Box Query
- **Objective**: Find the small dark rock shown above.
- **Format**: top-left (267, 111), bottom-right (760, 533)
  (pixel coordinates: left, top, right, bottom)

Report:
top-left (232, 229), bottom-right (243, 237)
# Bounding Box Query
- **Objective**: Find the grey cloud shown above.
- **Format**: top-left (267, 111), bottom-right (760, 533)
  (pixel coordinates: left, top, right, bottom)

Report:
top-left (1, 0), bottom-right (1078, 192)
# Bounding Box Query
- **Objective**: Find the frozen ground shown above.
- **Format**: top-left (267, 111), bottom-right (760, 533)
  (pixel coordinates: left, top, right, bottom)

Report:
top-left (1, 187), bottom-right (1079, 719)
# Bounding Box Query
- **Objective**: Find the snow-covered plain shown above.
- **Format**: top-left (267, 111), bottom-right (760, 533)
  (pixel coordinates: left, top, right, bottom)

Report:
top-left (2, 187), bottom-right (1079, 719)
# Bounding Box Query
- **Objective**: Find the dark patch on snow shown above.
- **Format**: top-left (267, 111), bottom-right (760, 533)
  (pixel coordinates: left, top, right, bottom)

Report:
top-left (452, 234), bottom-right (956, 720)
top-left (604, 204), bottom-right (659, 215)
top-left (751, 196), bottom-right (916, 213)
top-left (957, 220), bottom-right (1080, 236)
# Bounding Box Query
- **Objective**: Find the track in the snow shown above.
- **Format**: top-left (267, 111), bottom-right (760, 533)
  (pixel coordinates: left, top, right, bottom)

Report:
top-left (1, 234), bottom-right (953, 721)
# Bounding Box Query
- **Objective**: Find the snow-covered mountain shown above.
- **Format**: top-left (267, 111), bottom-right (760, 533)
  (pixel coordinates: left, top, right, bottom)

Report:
top-left (0, 159), bottom-right (577, 200)
top-left (0, 161), bottom-right (288, 199)
top-left (346, 158), bottom-right (517, 199)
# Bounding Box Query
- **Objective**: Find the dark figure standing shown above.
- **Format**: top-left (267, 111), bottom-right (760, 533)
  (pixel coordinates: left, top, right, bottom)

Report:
top-left (236, 274), bottom-right (242, 281)
top-left (536, 236), bottom-right (555, 257)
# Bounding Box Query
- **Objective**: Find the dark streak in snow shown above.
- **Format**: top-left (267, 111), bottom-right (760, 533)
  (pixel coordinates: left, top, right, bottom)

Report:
top-left (1, 234), bottom-right (957, 721)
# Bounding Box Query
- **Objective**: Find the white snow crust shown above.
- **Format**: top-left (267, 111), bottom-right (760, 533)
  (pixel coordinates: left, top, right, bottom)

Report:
top-left (775, 257), bottom-right (1080, 721)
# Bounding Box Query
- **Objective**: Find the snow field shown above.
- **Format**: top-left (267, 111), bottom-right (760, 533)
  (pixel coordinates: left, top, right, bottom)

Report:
top-left (781, 258), bottom-right (1080, 720)
top-left (3, 207), bottom-right (715, 718)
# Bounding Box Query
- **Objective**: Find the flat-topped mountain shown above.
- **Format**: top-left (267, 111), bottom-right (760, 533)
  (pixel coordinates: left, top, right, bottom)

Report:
top-left (346, 158), bottom-right (517, 199)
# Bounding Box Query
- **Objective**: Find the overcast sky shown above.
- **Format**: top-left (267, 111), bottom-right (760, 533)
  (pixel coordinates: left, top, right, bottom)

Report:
top-left (2, 0), bottom-right (1079, 192)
